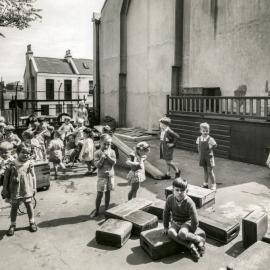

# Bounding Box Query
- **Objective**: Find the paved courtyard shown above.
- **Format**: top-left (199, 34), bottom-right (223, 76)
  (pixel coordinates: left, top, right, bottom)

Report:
top-left (0, 141), bottom-right (270, 270)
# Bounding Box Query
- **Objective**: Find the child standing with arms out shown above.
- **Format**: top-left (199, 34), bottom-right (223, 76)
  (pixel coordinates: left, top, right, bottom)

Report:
top-left (163, 178), bottom-right (205, 262)
top-left (48, 130), bottom-right (66, 179)
top-left (93, 134), bottom-right (116, 217)
top-left (1, 143), bottom-right (37, 236)
top-left (79, 128), bottom-right (95, 175)
top-left (196, 122), bottom-right (217, 190)
top-left (159, 117), bottom-right (181, 179)
top-left (126, 141), bottom-right (150, 200)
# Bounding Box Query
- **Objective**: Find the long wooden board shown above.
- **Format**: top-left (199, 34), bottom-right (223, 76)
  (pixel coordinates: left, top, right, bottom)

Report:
top-left (94, 125), bottom-right (165, 179)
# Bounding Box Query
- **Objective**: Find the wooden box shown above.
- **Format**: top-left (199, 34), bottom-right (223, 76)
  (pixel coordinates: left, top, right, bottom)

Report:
top-left (198, 212), bottom-right (240, 244)
top-left (165, 184), bottom-right (216, 208)
top-left (124, 210), bottom-right (158, 236)
top-left (227, 241), bottom-right (270, 270)
top-left (140, 227), bottom-right (205, 260)
top-left (95, 218), bottom-right (132, 248)
top-left (34, 161), bottom-right (50, 190)
top-left (242, 210), bottom-right (268, 248)
top-left (105, 198), bottom-right (152, 219)
top-left (144, 199), bottom-right (166, 220)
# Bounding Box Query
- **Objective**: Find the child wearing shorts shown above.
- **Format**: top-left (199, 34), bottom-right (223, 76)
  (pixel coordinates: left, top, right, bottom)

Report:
top-left (93, 134), bottom-right (116, 217)
top-left (196, 122), bottom-right (217, 190)
top-left (163, 178), bottom-right (205, 261)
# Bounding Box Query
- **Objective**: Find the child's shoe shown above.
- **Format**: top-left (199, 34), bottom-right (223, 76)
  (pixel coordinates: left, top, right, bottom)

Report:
top-left (162, 174), bottom-right (171, 180)
top-left (189, 243), bottom-right (200, 262)
top-left (6, 225), bottom-right (16, 236)
top-left (175, 168), bottom-right (181, 178)
top-left (210, 184), bottom-right (217, 191)
top-left (29, 222), bottom-right (38, 233)
top-left (197, 237), bottom-right (206, 256)
top-left (201, 182), bottom-right (208, 189)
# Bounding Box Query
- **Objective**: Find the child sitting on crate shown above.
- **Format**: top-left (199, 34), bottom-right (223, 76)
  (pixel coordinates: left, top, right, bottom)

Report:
top-left (48, 130), bottom-right (66, 179)
top-left (159, 117), bottom-right (181, 179)
top-left (92, 134), bottom-right (116, 217)
top-left (196, 122), bottom-right (217, 190)
top-left (1, 143), bottom-right (37, 236)
top-left (64, 133), bottom-right (79, 165)
top-left (79, 128), bottom-right (95, 175)
top-left (126, 141), bottom-right (150, 200)
top-left (58, 116), bottom-right (74, 141)
top-left (163, 177), bottom-right (205, 262)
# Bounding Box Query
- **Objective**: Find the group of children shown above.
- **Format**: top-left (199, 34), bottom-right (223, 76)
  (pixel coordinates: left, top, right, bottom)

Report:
top-left (0, 113), bottom-right (217, 262)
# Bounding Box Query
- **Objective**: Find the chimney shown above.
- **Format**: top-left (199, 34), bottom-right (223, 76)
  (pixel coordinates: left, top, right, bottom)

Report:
top-left (65, 50), bottom-right (72, 63)
top-left (26, 44), bottom-right (33, 58)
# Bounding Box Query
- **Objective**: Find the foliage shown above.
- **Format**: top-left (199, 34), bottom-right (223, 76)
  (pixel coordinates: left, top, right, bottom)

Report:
top-left (0, 0), bottom-right (42, 37)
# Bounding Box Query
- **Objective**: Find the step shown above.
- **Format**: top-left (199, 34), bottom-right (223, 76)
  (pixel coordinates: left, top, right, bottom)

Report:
top-left (173, 128), bottom-right (231, 141)
top-left (179, 137), bottom-right (230, 150)
top-left (170, 123), bottom-right (231, 136)
top-left (170, 117), bottom-right (231, 130)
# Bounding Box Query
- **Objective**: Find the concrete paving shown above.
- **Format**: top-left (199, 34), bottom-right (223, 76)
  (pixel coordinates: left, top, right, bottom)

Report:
top-left (0, 140), bottom-right (270, 270)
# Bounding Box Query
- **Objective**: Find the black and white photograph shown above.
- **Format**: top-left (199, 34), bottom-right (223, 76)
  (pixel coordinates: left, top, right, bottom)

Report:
top-left (0, 1), bottom-right (270, 269)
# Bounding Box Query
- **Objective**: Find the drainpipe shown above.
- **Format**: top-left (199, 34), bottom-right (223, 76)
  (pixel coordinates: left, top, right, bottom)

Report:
top-left (92, 13), bottom-right (101, 124)
top-left (171, 0), bottom-right (184, 96)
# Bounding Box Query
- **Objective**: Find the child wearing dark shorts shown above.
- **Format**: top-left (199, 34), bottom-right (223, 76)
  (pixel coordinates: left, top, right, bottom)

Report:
top-left (163, 178), bottom-right (205, 261)
top-left (196, 122), bottom-right (217, 190)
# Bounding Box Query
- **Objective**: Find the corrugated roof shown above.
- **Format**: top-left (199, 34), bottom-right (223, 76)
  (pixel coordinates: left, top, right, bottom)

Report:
top-left (34, 57), bottom-right (74, 74)
top-left (72, 59), bottom-right (93, 75)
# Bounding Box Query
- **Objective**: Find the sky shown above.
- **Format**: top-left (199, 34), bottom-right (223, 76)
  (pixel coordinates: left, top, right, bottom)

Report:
top-left (0, 0), bottom-right (105, 83)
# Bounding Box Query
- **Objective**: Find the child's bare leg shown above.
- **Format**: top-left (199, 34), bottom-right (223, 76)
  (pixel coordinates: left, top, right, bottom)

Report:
top-left (202, 166), bottom-right (209, 187)
top-left (208, 167), bottom-right (216, 190)
top-left (128, 182), bottom-right (140, 200)
top-left (165, 160), bottom-right (171, 176)
top-left (168, 227), bottom-right (190, 248)
top-left (105, 191), bottom-right (110, 210)
top-left (95, 191), bottom-right (103, 215)
top-left (166, 160), bottom-right (181, 177)
top-left (24, 201), bottom-right (37, 231)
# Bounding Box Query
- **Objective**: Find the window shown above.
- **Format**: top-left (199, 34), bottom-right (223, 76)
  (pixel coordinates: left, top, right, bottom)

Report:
top-left (46, 79), bottom-right (54, 100)
top-left (89, 80), bottom-right (94, 95)
top-left (56, 104), bottom-right (62, 115)
top-left (41, 105), bottom-right (49, 115)
top-left (67, 104), bottom-right (73, 118)
top-left (64, 80), bottom-right (72, 100)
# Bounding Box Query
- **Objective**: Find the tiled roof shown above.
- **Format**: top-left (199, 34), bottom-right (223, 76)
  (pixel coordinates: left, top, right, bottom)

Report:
top-left (34, 57), bottom-right (74, 74)
top-left (72, 59), bottom-right (93, 75)
top-left (33, 57), bottom-right (93, 75)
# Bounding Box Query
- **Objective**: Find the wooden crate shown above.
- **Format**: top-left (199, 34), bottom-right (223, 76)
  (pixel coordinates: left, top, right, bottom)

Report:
top-left (144, 199), bottom-right (166, 220)
top-left (96, 218), bottom-right (132, 248)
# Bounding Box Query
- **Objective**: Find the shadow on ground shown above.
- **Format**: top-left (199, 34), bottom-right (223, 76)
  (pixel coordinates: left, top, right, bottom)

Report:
top-left (38, 215), bottom-right (90, 228)
top-left (87, 237), bottom-right (118, 251)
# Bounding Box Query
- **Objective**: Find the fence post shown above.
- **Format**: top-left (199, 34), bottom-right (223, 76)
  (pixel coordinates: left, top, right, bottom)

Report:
top-left (166, 95), bottom-right (169, 115)
top-left (14, 95), bottom-right (18, 128)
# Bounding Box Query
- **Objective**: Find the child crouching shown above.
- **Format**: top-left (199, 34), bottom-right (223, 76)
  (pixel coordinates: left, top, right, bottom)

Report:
top-left (126, 141), bottom-right (150, 200)
top-left (1, 143), bottom-right (37, 236)
top-left (163, 178), bottom-right (205, 261)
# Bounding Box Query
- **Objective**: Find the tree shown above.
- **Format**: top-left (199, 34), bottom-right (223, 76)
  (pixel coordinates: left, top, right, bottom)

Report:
top-left (0, 0), bottom-right (42, 37)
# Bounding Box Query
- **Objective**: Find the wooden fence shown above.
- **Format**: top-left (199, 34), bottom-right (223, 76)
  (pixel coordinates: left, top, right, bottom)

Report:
top-left (167, 95), bottom-right (270, 120)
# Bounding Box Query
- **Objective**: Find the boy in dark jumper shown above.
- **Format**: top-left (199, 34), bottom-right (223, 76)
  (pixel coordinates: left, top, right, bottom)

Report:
top-left (163, 178), bottom-right (205, 261)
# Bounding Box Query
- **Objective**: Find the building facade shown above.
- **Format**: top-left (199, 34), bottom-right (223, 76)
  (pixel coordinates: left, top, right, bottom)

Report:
top-left (94, 0), bottom-right (270, 129)
top-left (24, 45), bottom-right (93, 117)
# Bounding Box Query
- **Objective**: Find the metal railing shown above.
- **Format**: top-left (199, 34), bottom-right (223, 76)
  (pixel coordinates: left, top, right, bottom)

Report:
top-left (167, 95), bottom-right (270, 120)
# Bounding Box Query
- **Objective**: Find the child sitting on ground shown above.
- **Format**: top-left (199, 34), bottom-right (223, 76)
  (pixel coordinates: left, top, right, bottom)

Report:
top-left (92, 134), bottom-right (116, 217)
top-left (163, 178), bottom-right (205, 262)
top-left (159, 117), bottom-right (181, 179)
top-left (79, 128), bottom-right (95, 175)
top-left (48, 130), bottom-right (66, 179)
top-left (1, 143), bottom-right (37, 236)
top-left (196, 122), bottom-right (217, 190)
top-left (58, 116), bottom-right (74, 141)
top-left (126, 141), bottom-right (150, 200)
